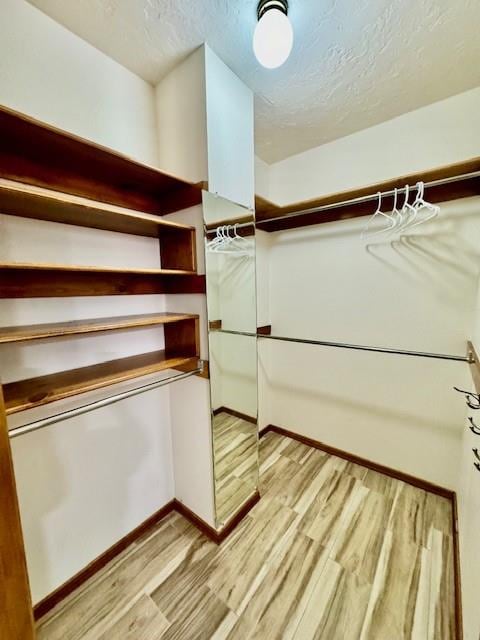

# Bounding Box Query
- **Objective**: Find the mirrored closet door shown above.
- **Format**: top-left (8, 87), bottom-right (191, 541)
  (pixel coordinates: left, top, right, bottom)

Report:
top-left (203, 191), bottom-right (259, 529)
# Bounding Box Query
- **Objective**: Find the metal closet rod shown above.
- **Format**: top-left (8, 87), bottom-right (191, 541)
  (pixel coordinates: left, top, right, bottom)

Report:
top-left (257, 169), bottom-right (480, 226)
top-left (8, 364), bottom-right (203, 440)
top-left (212, 329), bottom-right (473, 363)
top-left (206, 220), bottom-right (255, 231)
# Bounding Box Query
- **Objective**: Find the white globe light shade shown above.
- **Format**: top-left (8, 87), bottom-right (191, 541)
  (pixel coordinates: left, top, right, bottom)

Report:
top-left (253, 8), bottom-right (293, 69)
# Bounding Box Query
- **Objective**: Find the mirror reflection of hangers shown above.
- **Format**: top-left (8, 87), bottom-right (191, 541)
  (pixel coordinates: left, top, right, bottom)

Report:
top-left (206, 224), bottom-right (252, 257)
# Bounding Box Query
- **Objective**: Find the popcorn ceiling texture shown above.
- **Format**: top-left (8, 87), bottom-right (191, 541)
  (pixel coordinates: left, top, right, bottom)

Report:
top-left (27, 0), bottom-right (480, 163)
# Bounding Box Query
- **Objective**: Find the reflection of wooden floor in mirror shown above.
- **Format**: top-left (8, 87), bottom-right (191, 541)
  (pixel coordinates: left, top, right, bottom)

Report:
top-left (37, 431), bottom-right (456, 639)
top-left (213, 412), bottom-right (258, 526)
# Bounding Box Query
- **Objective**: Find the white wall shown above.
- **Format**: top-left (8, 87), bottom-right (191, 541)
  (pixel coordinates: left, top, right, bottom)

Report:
top-left (255, 156), bottom-right (271, 202)
top-left (164, 204), bottom-right (216, 527)
top-left (205, 46), bottom-right (255, 210)
top-left (0, 214), bottom-right (175, 603)
top-left (262, 339), bottom-right (468, 489)
top-left (10, 383), bottom-right (174, 604)
top-left (457, 283), bottom-right (480, 640)
top-left (155, 48), bottom-right (208, 184)
top-left (266, 200), bottom-right (480, 356)
top-left (257, 87), bottom-right (480, 491)
top-left (154, 44), bottom-right (255, 211)
top-left (215, 334), bottom-right (257, 418)
top-left (457, 412), bottom-right (480, 640)
top-left (258, 201), bottom-right (480, 489)
top-left (267, 87), bottom-right (480, 206)
top-left (169, 376), bottom-right (215, 526)
top-left (0, 0), bottom-right (158, 166)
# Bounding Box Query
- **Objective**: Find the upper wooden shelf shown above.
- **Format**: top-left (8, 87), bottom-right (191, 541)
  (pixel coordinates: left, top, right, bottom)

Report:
top-left (0, 312), bottom-right (197, 344)
top-left (0, 263), bottom-right (206, 298)
top-left (0, 262), bottom-right (194, 275)
top-left (0, 179), bottom-right (196, 238)
top-left (0, 105), bottom-right (202, 216)
top-left (3, 350), bottom-right (199, 415)
top-left (255, 157), bottom-right (480, 232)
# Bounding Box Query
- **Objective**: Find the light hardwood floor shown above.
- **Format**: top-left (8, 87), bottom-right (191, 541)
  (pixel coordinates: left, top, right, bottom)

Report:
top-left (213, 412), bottom-right (258, 526)
top-left (37, 431), bottom-right (456, 639)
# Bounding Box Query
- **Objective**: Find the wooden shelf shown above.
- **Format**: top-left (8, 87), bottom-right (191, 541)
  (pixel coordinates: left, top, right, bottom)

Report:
top-left (0, 181), bottom-right (198, 271)
top-left (0, 263), bottom-right (206, 298)
top-left (3, 350), bottom-right (199, 415)
top-left (0, 105), bottom-right (202, 216)
top-left (0, 179), bottom-right (196, 238)
top-left (0, 312), bottom-right (198, 344)
top-left (0, 262), bottom-right (195, 275)
top-left (255, 157), bottom-right (480, 232)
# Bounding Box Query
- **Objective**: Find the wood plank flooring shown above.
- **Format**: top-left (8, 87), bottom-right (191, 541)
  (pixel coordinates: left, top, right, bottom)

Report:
top-left (213, 412), bottom-right (258, 526)
top-left (36, 432), bottom-right (456, 639)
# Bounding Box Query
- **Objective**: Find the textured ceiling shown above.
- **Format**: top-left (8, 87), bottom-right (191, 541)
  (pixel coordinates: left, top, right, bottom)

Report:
top-left (27, 0), bottom-right (480, 163)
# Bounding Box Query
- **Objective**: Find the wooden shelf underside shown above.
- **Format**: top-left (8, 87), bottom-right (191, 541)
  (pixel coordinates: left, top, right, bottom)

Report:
top-left (255, 157), bottom-right (480, 232)
top-left (0, 313), bottom-right (198, 344)
top-left (3, 350), bottom-right (199, 415)
top-left (0, 263), bottom-right (206, 297)
top-left (0, 262), bottom-right (195, 275)
top-left (0, 179), bottom-right (196, 238)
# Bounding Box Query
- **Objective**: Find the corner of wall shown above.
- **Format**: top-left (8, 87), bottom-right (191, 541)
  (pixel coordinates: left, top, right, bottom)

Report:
top-left (154, 47), bottom-right (208, 183)
top-left (0, 0), bottom-right (159, 166)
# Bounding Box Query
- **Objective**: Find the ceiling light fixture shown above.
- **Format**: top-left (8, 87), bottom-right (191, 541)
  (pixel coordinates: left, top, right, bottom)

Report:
top-left (253, 0), bottom-right (293, 69)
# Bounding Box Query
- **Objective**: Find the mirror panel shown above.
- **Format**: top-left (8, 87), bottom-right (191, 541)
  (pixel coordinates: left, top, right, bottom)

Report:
top-left (202, 191), bottom-right (258, 529)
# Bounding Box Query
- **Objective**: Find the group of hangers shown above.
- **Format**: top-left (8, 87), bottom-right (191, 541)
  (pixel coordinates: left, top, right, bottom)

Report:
top-left (362, 181), bottom-right (440, 240)
top-left (453, 386), bottom-right (480, 473)
top-left (206, 224), bottom-right (252, 256)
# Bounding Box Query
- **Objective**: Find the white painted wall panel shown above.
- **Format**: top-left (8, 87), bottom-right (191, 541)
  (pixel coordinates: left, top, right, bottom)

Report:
top-left (11, 387), bottom-right (174, 603)
top-left (0, 214), bottom-right (161, 271)
top-left (457, 415), bottom-right (480, 640)
top-left (164, 204), bottom-right (216, 525)
top-left (0, 0), bottom-right (158, 166)
top-left (265, 340), bottom-right (467, 489)
top-left (457, 282), bottom-right (480, 640)
top-left (205, 46), bottom-right (255, 210)
top-left (169, 377), bottom-right (215, 527)
top-left (155, 48), bottom-right (208, 184)
top-left (217, 333), bottom-right (257, 418)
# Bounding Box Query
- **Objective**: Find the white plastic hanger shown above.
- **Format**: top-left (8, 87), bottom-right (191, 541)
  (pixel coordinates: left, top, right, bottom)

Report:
top-left (408, 182), bottom-right (440, 230)
top-left (389, 187), bottom-right (402, 232)
top-left (362, 191), bottom-right (396, 240)
top-left (207, 225), bottom-right (251, 256)
top-left (207, 225), bottom-right (231, 252)
top-left (395, 184), bottom-right (416, 233)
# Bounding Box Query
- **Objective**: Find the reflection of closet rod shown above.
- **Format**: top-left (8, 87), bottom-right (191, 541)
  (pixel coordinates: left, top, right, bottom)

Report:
top-left (7, 364), bottom-right (203, 439)
top-left (213, 329), bottom-right (473, 363)
top-left (205, 221), bottom-right (254, 232)
top-left (258, 170), bottom-right (480, 226)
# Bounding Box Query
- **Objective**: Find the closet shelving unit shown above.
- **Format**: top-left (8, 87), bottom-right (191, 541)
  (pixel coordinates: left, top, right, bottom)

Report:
top-left (0, 104), bottom-right (209, 637)
top-left (255, 157), bottom-right (480, 232)
top-left (0, 104), bottom-right (205, 418)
